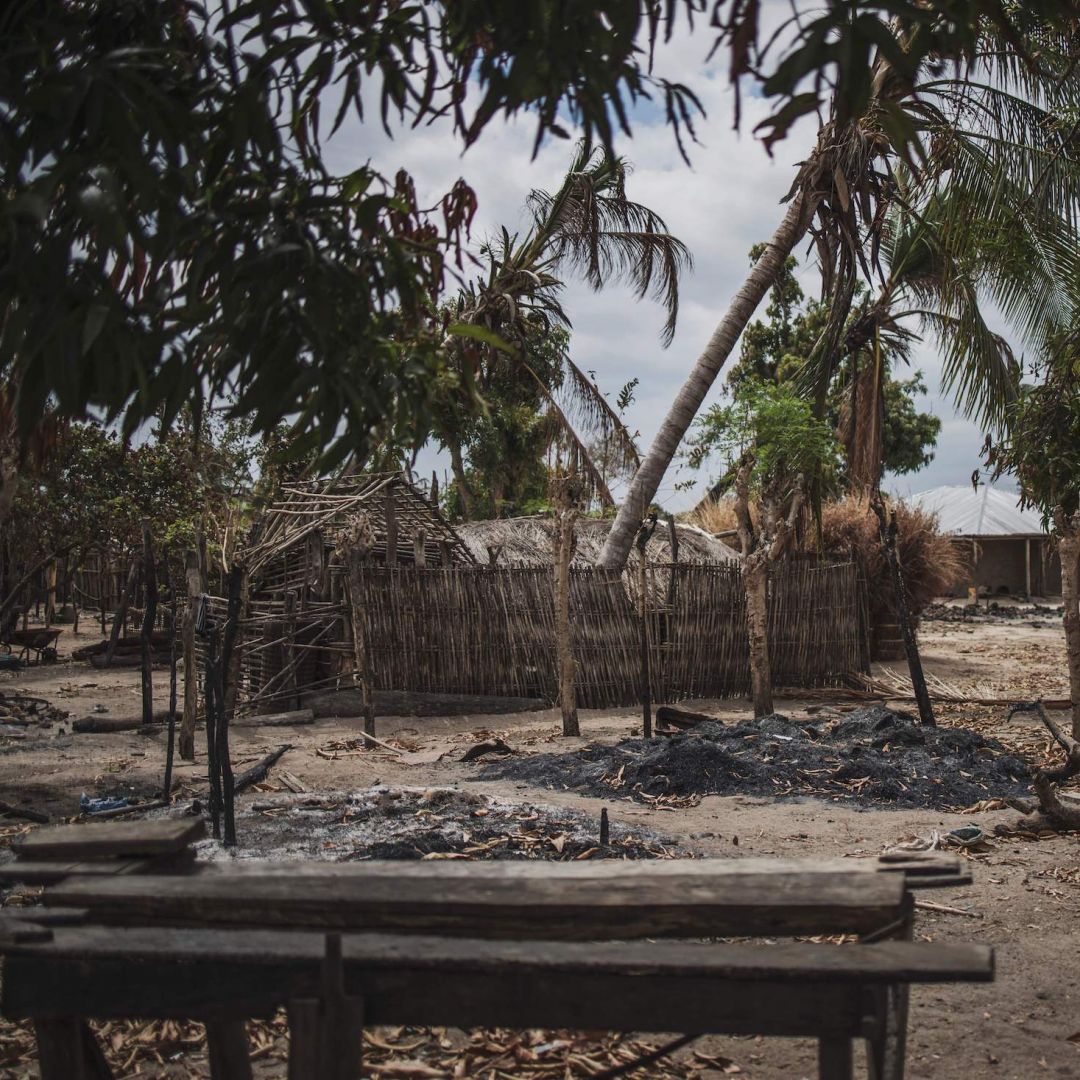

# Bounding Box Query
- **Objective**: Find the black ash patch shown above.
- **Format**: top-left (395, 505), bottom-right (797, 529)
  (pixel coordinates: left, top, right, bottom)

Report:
top-left (479, 706), bottom-right (1034, 810)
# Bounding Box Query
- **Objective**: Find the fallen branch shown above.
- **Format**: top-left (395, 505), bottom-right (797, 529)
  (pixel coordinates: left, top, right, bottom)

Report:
top-left (353, 729), bottom-right (405, 755)
top-left (461, 738), bottom-right (514, 762)
top-left (915, 899), bottom-right (981, 918)
top-left (233, 744), bottom-right (293, 795)
top-left (1006, 701), bottom-right (1080, 830)
top-left (0, 800), bottom-right (49, 824)
top-left (85, 799), bottom-right (169, 820)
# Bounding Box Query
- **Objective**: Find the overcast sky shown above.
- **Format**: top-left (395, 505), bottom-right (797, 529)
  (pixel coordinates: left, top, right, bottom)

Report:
top-left (324, 23), bottom-right (1009, 512)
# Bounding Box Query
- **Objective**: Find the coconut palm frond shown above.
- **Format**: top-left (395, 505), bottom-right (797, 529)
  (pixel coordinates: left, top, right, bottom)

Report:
top-left (560, 358), bottom-right (641, 475)
top-left (526, 145), bottom-right (692, 346)
top-left (915, 302), bottom-right (1020, 432)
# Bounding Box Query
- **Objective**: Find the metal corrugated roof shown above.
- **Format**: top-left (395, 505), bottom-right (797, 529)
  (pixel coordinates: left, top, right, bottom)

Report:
top-left (905, 485), bottom-right (1046, 537)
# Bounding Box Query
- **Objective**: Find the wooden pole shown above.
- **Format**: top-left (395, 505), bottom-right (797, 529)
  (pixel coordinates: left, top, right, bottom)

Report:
top-left (163, 565), bottom-right (178, 801)
top-left (339, 514), bottom-right (376, 738)
top-left (636, 514), bottom-right (658, 738)
top-left (283, 590), bottom-right (300, 712)
top-left (552, 494), bottom-right (579, 738)
top-left (1025, 537), bottom-right (1032, 597)
top-left (218, 564), bottom-right (245, 846)
top-left (384, 487), bottom-right (398, 566)
top-left (872, 499), bottom-right (935, 727)
top-left (203, 621), bottom-right (223, 840)
top-left (179, 546), bottom-right (203, 761)
top-left (139, 520), bottom-right (158, 729)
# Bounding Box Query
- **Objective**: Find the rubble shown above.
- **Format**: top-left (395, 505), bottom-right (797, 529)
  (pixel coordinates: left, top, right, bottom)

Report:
top-left (195, 786), bottom-right (678, 862)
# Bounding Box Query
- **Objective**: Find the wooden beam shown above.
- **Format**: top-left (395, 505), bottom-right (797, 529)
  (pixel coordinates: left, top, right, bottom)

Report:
top-left (2, 929), bottom-right (993, 1040)
top-left (12, 819), bottom-right (205, 861)
top-left (47, 867), bottom-right (910, 939)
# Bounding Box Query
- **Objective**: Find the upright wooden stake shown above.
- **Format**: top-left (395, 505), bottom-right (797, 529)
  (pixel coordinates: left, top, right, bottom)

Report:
top-left (413, 529), bottom-right (427, 568)
top-left (139, 520), bottom-right (158, 730)
top-left (384, 487), bottom-right (398, 566)
top-left (179, 546), bottom-right (203, 761)
top-left (283, 591), bottom-right (300, 712)
top-left (636, 513), bottom-right (658, 738)
top-left (338, 515), bottom-right (376, 738)
top-left (872, 499), bottom-right (935, 727)
top-left (163, 570), bottom-right (178, 801)
top-left (218, 564), bottom-right (246, 846)
top-left (551, 476), bottom-right (579, 738)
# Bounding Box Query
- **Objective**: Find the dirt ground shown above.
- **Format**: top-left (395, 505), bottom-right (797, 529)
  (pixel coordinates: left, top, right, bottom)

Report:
top-left (1, 611), bottom-right (1078, 1079)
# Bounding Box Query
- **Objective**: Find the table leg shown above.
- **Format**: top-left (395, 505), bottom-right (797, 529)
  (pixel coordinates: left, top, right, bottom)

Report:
top-left (206, 1019), bottom-right (253, 1080)
top-left (818, 1035), bottom-right (853, 1080)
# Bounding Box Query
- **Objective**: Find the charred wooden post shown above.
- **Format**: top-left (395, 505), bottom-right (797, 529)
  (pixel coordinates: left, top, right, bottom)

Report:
top-left (202, 617), bottom-right (223, 841)
top-left (636, 513), bottom-right (659, 738)
top-left (413, 528), bottom-right (427, 568)
top-left (216, 564), bottom-right (246, 845)
top-left (163, 570), bottom-right (179, 802)
top-left (178, 547), bottom-right (202, 761)
top-left (337, 514), bottom-right (376, 738)
top-left (139, 520), bottom-right (158, 731)
top-left (871, 498), bottom-right (935, 728)
top-left (551, 473), bottom-right (580, 738)
top-left (283, 591), bottom-right (300, 712)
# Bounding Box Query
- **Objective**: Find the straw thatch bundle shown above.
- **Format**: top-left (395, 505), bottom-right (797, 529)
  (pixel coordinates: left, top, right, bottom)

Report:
top-left (686, 495), bottom-right (963, 621)
top-left (458, 516), bottom-right (739, 569)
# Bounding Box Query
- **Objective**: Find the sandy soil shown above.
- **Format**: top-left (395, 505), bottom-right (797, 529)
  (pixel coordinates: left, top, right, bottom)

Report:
top-left (0, 614), bottom-right (1078, 1079)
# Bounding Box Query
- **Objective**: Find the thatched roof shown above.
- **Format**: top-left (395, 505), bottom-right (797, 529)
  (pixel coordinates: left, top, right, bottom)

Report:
top-left (457, 516), bottom-right (740, 568)
top-left (246, 473), bottom-right (475, 577)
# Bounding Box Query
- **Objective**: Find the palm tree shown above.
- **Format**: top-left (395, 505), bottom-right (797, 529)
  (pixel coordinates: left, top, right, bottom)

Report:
top-left (599, 12), bottom-right (1080, 568)
top-left (438, 144), bottom-right (691, 518)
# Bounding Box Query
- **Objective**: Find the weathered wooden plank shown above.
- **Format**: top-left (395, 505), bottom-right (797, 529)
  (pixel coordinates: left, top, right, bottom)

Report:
top-left (47, 870), bottom-right (910, 939)
top-left (12, 818), bottom-right (205, 861)
top-left (0, 858), bottom-right (159, 885)
top-left (1, 929), bottom-right (993, 1039)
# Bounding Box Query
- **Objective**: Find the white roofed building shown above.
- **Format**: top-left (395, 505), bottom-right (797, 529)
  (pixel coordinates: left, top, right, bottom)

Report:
top-left (906, 485), bottom-right (1061, 598)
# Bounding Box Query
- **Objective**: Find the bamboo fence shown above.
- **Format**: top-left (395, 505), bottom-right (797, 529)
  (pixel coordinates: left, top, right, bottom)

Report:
top-left (224, 560), bottom-right (867, 713)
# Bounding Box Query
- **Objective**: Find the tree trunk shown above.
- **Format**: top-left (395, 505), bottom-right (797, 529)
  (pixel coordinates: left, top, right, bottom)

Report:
top-left (597, 190), bottom-right (816, 570)
top-left (448, 441), bottom-right (474, 521)
top-left (843, 335), bottom-right (885, 494)
top-left (103, 559), bottom-right (139, 666)
top-left (744, 555), bottom-right (773, 717)
top-left (1057, 516), bottom-right (1080, 740)
top-left (553, 508), bottom-right (579, 737)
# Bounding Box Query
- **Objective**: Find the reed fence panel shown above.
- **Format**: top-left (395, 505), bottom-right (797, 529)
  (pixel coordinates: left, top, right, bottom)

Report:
top-left (230, 559), bottom-right (866, 713)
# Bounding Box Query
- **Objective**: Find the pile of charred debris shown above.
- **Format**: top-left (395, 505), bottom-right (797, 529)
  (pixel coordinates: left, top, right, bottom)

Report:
top-left (481, 705), bottom-right (1036, 811)
top-left (196, 786), bottom-right (677, 862)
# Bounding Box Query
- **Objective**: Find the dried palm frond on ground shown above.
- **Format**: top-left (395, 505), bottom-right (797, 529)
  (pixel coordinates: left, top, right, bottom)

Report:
top-left (0, 1016), bottom-right (728, 1079)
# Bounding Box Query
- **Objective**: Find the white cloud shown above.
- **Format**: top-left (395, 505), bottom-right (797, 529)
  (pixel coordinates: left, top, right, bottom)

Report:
top-left (324, 31), bottom-right (1000, 512)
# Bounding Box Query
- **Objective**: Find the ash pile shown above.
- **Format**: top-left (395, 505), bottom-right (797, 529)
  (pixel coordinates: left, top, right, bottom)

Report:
top-left (480, 706), bottom-right (1034, 810)
top-left (196, 787), bottom-right (676, 861)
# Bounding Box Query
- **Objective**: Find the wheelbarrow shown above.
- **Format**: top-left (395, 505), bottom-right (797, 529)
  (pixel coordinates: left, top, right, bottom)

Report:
top-left (1, 627), bottom-right (63, 665)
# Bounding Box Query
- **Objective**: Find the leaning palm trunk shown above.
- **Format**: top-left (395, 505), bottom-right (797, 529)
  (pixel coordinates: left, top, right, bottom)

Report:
top-left (1056, 509), bottom-right (1080, 740)
top-left (843, 336), bottom-right (885, 494)
top-left (598, 191), bottom-right (816, 569)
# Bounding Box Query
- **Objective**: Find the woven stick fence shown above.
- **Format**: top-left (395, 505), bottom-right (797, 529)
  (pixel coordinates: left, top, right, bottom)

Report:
top-left (222, 560), bottom-right (866, 713)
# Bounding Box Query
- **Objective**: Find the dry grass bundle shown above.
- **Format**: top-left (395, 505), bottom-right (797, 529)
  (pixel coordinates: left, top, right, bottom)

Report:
top-left (687, 495), bottom-right (963, 621)
top-left (817, 496), bottom-right (964, 620)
